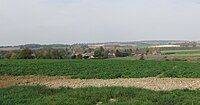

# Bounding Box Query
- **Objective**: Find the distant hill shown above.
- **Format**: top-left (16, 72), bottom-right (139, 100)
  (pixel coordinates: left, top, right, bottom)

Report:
top-left (0, 44), bottom-right (70, 49)
top-left (20, 44), bottom-right (70, 49)
top-left (0, 40), bottom-right (197, 50)
top-left (85, 40), bottom-right (191, 48)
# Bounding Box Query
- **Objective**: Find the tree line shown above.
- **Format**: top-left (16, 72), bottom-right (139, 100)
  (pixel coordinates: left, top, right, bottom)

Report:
top-left (2, 46), bottom-right (152, 59)
top-left (4, 48), bottom-right (67, 59)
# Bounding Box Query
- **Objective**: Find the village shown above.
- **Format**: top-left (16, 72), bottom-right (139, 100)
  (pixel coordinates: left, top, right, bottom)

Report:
top-left (69, 41), bottom-right (198, 59)
top-left (0, 40), bottom-right (199, 59)
top-left (69, 47), bottom-right (162, 59)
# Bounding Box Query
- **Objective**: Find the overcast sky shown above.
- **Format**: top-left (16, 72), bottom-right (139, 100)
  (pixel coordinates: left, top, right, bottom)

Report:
top-left (0, 0), bottom-right (200, 45)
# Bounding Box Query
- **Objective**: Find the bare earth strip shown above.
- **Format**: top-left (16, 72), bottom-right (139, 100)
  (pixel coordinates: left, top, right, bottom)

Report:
top-left (1, 76), bottom-right (200, 91)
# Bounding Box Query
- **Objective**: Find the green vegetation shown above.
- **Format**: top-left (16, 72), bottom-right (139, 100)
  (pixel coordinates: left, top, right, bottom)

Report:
top-left (110, 54), bottom-right (200, 62)
top-left (1, 60), bottom-right (200, 78)
top-left (94, 46), bottom-right (108, 58)
top-left (1, 86), bottom-right (200, 105)
top-left (162, 50), bottom-right (200, 55)
top-left (4, 48), bottom-right (67, 59)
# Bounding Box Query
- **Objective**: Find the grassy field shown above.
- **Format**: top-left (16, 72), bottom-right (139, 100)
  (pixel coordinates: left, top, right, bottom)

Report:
top-left (1, 86), bottom-right (200, 105)
top-left (162, 50), bottom-right (200, 54)
top-left (1, 59), bottom-right (200, 78)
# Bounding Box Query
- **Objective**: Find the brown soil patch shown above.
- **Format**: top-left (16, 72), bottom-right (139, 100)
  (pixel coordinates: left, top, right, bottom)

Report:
top-left (1, 76), bottom-right (200, 91)
top-left (0, 47), bottom-right (20, 51)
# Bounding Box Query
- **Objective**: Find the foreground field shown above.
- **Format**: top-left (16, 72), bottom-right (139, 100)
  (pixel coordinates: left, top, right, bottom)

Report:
top-left (1, 60), bottom-right (200, 78)
top-left (1, 86), bottom-right (200, 105)
top-left (1, 60), bottom-right (200, 105)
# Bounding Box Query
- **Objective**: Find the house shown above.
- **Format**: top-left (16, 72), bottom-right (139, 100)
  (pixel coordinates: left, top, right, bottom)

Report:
top-left (82, 52), bottom-right (95, 59)
top-left (88, 52), bottom-right (95, 59)
top-left (76, 53), bottom-right (83, 59)
top-left (31, 53), bottom-right (36, 59)
top-left (152, 50), bottom-right (161, 55)
top-left (108, 53), bottom-right (116, 58)
top-left (132, 50), bottom-right (147, 56)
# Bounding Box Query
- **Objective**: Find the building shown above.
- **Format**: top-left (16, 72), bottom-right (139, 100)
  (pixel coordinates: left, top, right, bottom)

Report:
top-left (132, 50), bottom-right (147, 56)
top-left (108, 53), bottom-right (116, 58)
top-left (152, 50), bottom-right (161, 55)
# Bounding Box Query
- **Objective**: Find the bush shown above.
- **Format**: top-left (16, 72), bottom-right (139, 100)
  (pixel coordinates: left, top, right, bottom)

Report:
top-left (18, 48), bottom-right (33, 59)
top-left (139, 55), bottom-right (145, 60)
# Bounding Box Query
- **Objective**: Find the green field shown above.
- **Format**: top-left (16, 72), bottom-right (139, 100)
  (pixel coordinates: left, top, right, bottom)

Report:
top-left (1, 59), bottom-right (200, 78)
top-left (162, 50), bottom-right (200, 54)
top-left (1, 86), bottom-right (200, 105)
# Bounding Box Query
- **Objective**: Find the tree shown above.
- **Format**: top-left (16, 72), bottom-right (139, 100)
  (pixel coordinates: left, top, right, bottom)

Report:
top-left (4, 53), bottom-right (12, 59)
top-left (58, 49), bottom-right (66, 59)
top-left (18, 48), bottom-right (33, 59)
top-left (103, 50), bottom-right (109, 58)
top-left (100, 46), bottom-right (104, 52)
top-left (10, 53), bottom-right (18, 59)
top-left (139, 54), bottom-right (145, 60)
top-left (88, 48), bottom-right (94, 53)
top-left (36, 52), bottom-right (43, 59)
top-left (121, 52), bottom-right (129, 57)
top-left (94, 47), bottom-right (105, 58)
top-left (144, 47), bottom-right (150, 53)
top-left (51, 49), bottom-right (59, 59)
top-left (94, 49), bottom-right (102, 58)
top-left (43, 49), bottom-right (52, 59)
top-left (115, 50), bottom-right (121, 57)
top-left (65, 48), bottom-right (69, 59)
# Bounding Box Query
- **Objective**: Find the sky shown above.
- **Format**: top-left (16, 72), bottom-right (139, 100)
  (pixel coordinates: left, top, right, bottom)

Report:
top-left (0, 0), bottom-right (200, 46)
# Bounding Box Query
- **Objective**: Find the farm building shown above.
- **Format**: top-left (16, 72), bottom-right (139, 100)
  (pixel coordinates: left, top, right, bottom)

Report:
top-left (132, 50), bottom-right (147, 56)
top-left (108, 53), bottom-right (116, 58)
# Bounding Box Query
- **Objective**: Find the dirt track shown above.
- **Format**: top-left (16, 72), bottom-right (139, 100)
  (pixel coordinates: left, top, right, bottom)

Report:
top-left (1, 76), bottom-right (200, 91)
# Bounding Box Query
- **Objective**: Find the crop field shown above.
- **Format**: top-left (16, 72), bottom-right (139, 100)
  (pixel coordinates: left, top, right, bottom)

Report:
top-left (110, 54), bottom-right (200, 62)
top-left (1, 86), bottom-right (200, 105)
top-left (1, 59), bottom-right (200, 79)
top-left (1, 59), bottom-right (200, 104)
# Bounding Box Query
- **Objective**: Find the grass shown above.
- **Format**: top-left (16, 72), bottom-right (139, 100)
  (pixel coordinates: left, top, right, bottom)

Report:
top-left (162, 50), bottom-right (200, 54)
top-left (1, 59), bottom-right (200, 78)
top-left (1, 86), bottom-right (200, 105)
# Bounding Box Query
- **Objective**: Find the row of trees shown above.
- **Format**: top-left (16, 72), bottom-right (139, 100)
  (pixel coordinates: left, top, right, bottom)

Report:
top-left (93, 47), bottom-right (129, 58)
top-left (4, 48), bottom-right (67, 59)
top-left (4, 48), bottom-right (33, 59)
top-left (115, 50), bottom-right (129, 57)
top-left (36, 49), bottom-right (66, 59)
